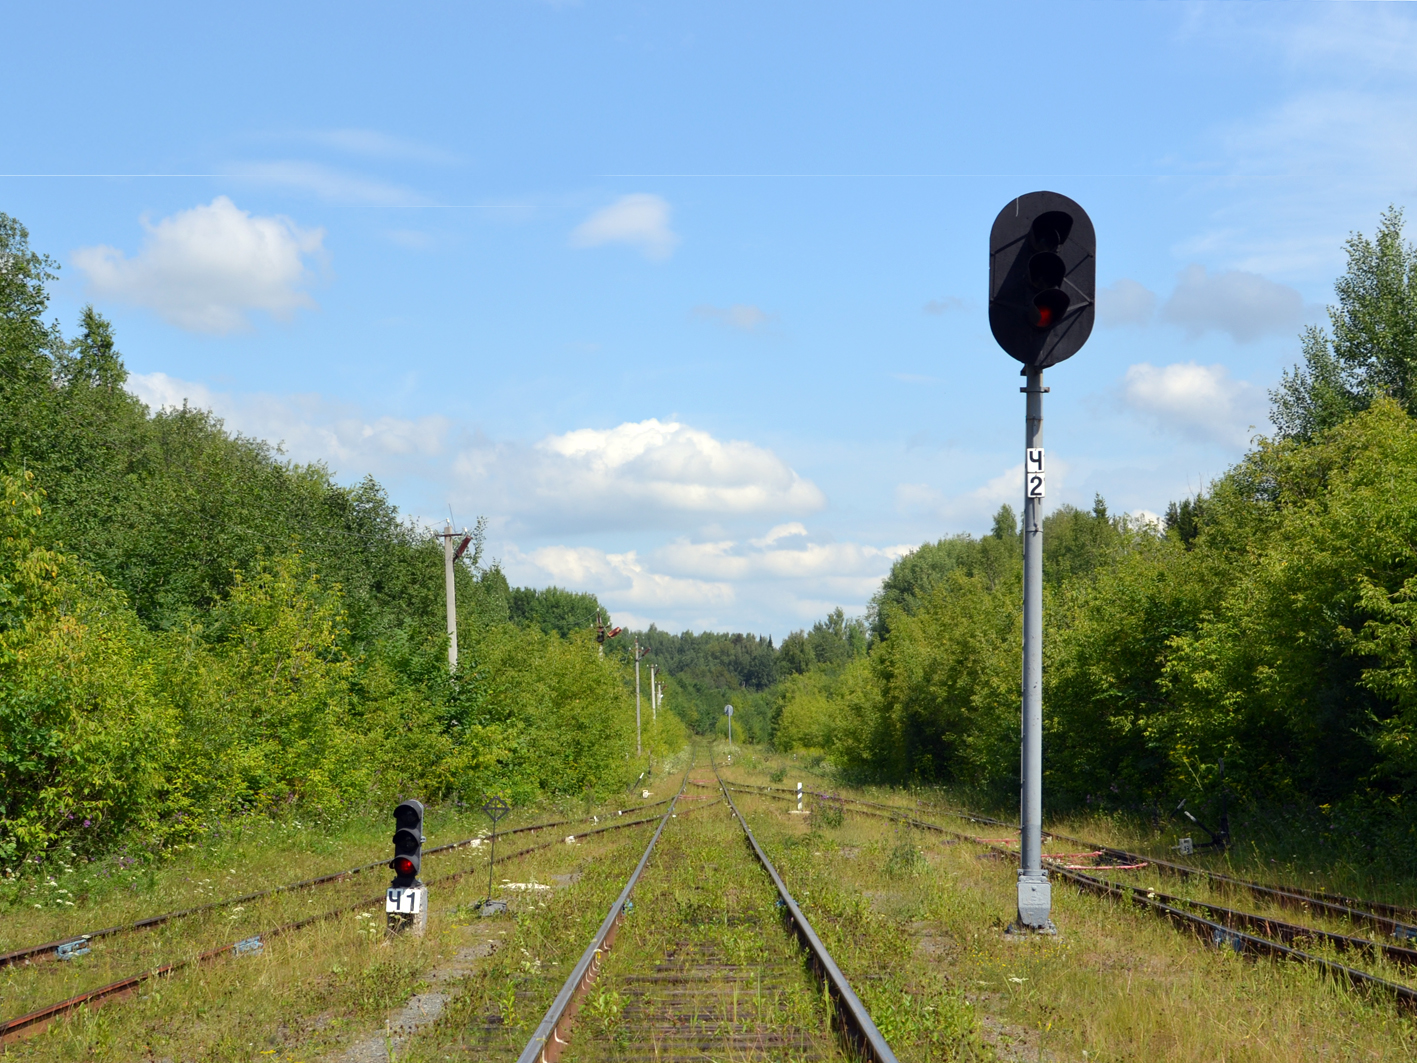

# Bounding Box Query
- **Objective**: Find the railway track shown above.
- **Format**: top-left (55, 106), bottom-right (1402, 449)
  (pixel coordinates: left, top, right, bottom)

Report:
top-left (1, 799), bottom-right (671, 972)
top-left (726, 779), bottom-right (1417, 1011)
top-left (0, 800), bottom-right (672, 1048)
top-left (504, 756), bottom-right (898, 1063)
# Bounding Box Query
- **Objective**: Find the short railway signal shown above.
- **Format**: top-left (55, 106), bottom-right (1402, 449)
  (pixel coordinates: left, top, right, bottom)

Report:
top-left (988, 191), bottom-right (1096, 935)
top-left (390, 799), bottom-right (425, 886)
top-left (387, 799), bottom-right (428, 935)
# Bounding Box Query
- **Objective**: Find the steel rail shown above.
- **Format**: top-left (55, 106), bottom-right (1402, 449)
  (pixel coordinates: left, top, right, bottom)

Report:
top-left (515, 770), bottom-right (690, 1063)
top-left (1054, 865), bottom-right (1417, 1011)
top-left (1, 800), bottom-right (670, 971)
top-left (1102, 873), bottom-right (1417, 970)
top-left (1, 808), bottom-right (672, 1048)
top-left (788, 795), bottom-right (1417, 1011)
top-left (714, 765), bottom-right (900, 1063)
top-left (729, 781), bottom-right (1417, 939)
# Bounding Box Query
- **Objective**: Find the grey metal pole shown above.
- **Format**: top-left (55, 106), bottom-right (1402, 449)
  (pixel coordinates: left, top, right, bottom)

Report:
top-left (634, 638), bottom-right (643, 757)
top-left (443, 521), bottom-right (458, 672)
top-left (1016, 366), bottom-right (1053, 932)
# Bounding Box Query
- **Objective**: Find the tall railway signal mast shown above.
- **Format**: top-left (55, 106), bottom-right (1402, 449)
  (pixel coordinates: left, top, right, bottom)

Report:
top-left (988, 191), bottom-right (1096, 934)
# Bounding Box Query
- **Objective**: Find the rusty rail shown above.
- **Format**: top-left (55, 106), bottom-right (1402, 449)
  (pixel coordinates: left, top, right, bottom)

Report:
top-left (515, 772), bottom-right (689, 1063)
top-left (1, 807), bottom-right (671, 1048)
top-left (1, 800), bottom-right (670, 972)
top-left (715, 766), bottom-right (900, 1063)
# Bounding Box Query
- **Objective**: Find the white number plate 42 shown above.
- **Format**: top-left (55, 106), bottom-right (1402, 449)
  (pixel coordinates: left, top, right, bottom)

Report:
top-left (386, 887), bottom-right (423, 914)
top-left (1025, 448), bottom-right (1045, 498)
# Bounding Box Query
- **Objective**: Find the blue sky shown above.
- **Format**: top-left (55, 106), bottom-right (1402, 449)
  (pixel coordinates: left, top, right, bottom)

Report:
top-left (6, 2), bottom-right (1416, 637)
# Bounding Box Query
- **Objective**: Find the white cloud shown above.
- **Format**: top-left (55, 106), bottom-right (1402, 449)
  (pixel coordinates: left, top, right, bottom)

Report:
top-left (126, 372), bottom-right (449, 472)
top-left (751, 523), bottom-right (808, 548)
top-left (569, 194), bottom-right (679, 260)
top-left (693, 303), bottom-right (770, 331)
top-left (304, 129), bottom-right (457, 164)
top-left (1097, 278), bottom-right (1157, 328)
top-left (506, 526), bottom-right (912, 635)
top-left (924, 296), bottom-right (969, 314)
top-left (515, 545), bottom-right (733, 609)
top-left (74, 197), bottom-right (325, 333)
top-left (1122, 361), bottom-right (1265, 447)
top-left (227, 161), bottom-right (419, 204)
top-left (117, 371), bottom-right (903, 636)
top-left (1190, 88), bottom-right (1417, 275)
top-left (895, 456), bottom-right (1074, 528)
top-left (1159, 264), bottom-right (1306, 343)
top-left (455, 418), bottom-right (824, 532)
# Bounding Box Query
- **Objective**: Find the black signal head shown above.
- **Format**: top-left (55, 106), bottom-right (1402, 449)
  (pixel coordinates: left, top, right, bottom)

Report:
top-left (989, 191), bottom-right (1096, 369)
top-left (394, 799), bottom-right (424, 832)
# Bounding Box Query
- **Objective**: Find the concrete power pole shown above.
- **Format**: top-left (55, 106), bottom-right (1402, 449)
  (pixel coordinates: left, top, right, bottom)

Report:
top-left (633, 637), bottom-right (648, 757)
top-left (649, 664), bottom-right (657, 721)
top-left (442, 521), bottom-right (458, 671)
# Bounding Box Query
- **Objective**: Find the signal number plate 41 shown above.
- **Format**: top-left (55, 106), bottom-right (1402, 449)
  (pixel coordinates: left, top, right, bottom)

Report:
top-left (386, 887), bottom-right (423, 914)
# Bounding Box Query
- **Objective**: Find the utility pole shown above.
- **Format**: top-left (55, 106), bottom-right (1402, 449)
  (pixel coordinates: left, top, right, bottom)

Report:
top-left (439, 521), bottom-right (473, 673)
top-left (443, 521), bottom-right (458, 671)
top-left (649, 664), bottom-right (657, 721)
top-left (633, 638), bottom-right (649, 756)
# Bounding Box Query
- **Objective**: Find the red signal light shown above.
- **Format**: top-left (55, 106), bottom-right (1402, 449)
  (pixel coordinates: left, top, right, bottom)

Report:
top-left (1032, 290), bottom-right (1070, 331)
top-left (393, 856), bottom-right (416, 877)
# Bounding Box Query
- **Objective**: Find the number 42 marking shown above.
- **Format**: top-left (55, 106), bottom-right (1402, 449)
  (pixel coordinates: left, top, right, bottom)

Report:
top-left (1025, 448), bottom-right (1045, 498)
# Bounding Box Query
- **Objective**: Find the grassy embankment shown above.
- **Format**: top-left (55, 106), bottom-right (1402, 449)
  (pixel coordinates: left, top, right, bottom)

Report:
top-left (722, 749), bottom-right (1417, 1062)
top-left (1, 784), bottom-right (677, 1062)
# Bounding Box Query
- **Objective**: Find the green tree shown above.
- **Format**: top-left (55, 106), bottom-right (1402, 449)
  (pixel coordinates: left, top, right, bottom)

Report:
top-left (1272, 207), bottom-right (1417, 440)
top-left (868, 505), bottom-right (1019, 643)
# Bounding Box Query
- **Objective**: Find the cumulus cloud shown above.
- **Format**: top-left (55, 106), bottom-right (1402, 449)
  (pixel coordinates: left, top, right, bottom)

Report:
top-left (895, 455), bottom-right (1075, 529)
top-left (1160, 264), bottom-right (1306, 343)
top-left (656, 536), bottom-right (909, 585)
top-left (569, 194), bottom-right (679, 260)
top-left (454, 418), bottom-right (824, 531)
top-left (751, 523), bottom-right (808, 548)
top-left (127, 372), bottom-right (449, 472)
top-left (1122, 361), bottom-right (1265, 447)
top-left (74, 197), bottom-right (324, 333)
top-left (1098, 278), bottom-right (1157, 328)
top-left (118, 371), bottom-right (898, 635)
top-left (516, 545), bottom-right (734, 609)
top-left (506, 527), bottom-right (912, 633)
top-left (693, 303), bottom-right (770, 331)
